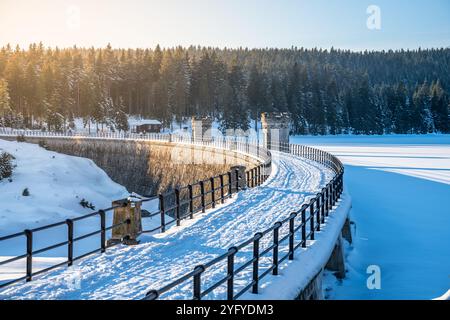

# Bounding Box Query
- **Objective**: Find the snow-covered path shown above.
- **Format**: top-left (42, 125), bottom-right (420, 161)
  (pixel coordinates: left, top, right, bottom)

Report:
top-left (0, 151), bottom-right (333, 300)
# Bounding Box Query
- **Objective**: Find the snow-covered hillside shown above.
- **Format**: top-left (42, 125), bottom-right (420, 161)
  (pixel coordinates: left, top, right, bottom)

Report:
top-left (291, 134), bottom-right (450, 300)
top-left (0, 140), bottom-right (129, 237)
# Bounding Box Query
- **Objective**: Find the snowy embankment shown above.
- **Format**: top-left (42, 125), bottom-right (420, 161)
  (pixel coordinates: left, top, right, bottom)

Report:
top-left (291, 134), bottom-right (450, 300)
top-left (0, 150), bottom-right (338, 300)
top-left (0, 140), bottom-right (130, 236)
top-left (0, 140), bottom-right (133, 284)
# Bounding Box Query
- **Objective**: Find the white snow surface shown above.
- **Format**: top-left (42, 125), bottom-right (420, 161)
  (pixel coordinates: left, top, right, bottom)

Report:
top-left (292, 134), bottom-right (450, 300)
top-left (0, 151), bottom-right (335, 300)
top-left (0, 140), bottom-right (129, 236)
top-left (241, 192), bottom-right (351, 300)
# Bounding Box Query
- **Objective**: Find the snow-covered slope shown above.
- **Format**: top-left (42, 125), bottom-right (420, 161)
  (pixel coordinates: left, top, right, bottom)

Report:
top-left (0, 140), bottom-right (129, 257)
top-left (0, 151), bottom-right (334, 300)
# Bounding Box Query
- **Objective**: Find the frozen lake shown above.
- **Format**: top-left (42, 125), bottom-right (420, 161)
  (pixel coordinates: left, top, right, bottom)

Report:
top-left (291, 134), bottom-right (450, 300)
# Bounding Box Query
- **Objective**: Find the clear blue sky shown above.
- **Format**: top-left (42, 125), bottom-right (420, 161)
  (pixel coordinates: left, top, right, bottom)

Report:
top-left (1, 0), bottom-right (449, 50)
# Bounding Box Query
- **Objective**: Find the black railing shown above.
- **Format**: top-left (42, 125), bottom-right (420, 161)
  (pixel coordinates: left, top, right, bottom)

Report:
top-left (0, 203), bottom-right (133, 288)
top-left (150, 161), bottom-right (271, 234)
top-left (0, 136), bottom-right (271, 289)
top-left (143, 143), bottom-right (344, 300)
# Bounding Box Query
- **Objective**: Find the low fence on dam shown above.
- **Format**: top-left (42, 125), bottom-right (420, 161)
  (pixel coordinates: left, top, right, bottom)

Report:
top-left (0, 129), bottom-right (271, 289)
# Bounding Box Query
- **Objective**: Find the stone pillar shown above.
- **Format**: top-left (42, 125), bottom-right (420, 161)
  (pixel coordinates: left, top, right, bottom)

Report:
top-left (108, 198), bottom-right (142, 246)
top-left (261, 112), bottom-right (290, 152)
top-left (192, 116), bottom-right (213, 142)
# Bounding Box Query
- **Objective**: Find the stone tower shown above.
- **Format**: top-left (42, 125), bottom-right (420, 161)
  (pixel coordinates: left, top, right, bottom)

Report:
top-left (191, 116), bottom-right (213, 142)
top-left (261, 112), bottom-right (290, 151)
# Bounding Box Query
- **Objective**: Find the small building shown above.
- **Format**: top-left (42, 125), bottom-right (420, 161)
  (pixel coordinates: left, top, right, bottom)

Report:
top-left (133, 120), bottom-right (163, 133)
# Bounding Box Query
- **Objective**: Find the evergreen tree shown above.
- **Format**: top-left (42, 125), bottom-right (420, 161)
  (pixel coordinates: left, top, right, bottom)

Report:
top-left (0, 78), bottom-right (11, 124)
top-left (430, 81), bottom-right (449, 133)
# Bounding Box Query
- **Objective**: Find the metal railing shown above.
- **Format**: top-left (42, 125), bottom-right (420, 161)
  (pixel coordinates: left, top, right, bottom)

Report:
top-left (0, 203), bottom-right (131, 288)
top-left (0, 130), bottom-right (272, 289)
top-left (143, 143), bottom-right (344, 300)
top-left (0, 128), bottom-right (272, 166)
top-left (149, 162), bottom-right (270, 234)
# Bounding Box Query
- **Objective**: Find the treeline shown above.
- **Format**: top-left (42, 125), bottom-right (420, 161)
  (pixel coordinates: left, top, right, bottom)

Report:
top-left (0, 43), bottom-right (449, 134)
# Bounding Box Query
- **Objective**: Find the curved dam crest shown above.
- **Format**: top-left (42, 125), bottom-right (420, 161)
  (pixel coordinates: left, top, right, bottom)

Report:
top-left (1, 136), bottom-right (260, 195)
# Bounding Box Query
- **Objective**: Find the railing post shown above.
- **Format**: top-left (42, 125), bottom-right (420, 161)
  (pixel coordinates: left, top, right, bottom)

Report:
top-left (246, 171), bottom-right (250, 187)
top-left (227, 247), bottom-right (237, 300)
top-left (66, 219), bottom-right (74, 265)
top-left (310, 201), bottom-right (315, 240)
top-left (273, 222), bottom-right (281, 275)
top-left (328, 184), bottom-right (333, 211)
top-left (188, 184), bottom-right (194, 219)
top-left (220, 175), bottom-right (225, 204)
top-left (316, 196), bottom-right (321, 232)
top-left (193, 265), bottom-right (205, 300)
top-left (321, 192), bottom-right (325, 223)
top-left (228, 171), bottom-right (232, 197)
top-left (252, 233), bottom-right (262, 294)
top-left (99, 210), bottom-right (106, 252)
top-left (175, 188), bottom-right (181, 226)
top-left (330, 182), bottom-right (335, 208)
top-left (159, 194), bottom-right (166, 233)
top-left (210, 177), bottom-right (215, 208)
top-left (289, 213), bottom-right (296, 260)
top-left (255, 166), bottom-right (259, 186)
top-left (301, 207), bottom-right (307, 248)
top-left (200, 181), bottom-right (206, 213)
top-left (25, 229), bottom-right (33, 282)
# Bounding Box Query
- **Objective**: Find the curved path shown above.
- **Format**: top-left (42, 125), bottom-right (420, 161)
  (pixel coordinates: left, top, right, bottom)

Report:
top-left (0, 152), bottom-right (333, 300)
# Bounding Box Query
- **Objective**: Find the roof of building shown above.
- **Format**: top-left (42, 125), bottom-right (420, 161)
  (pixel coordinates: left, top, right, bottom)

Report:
top-left (136, 120), bottom-right (162, 126)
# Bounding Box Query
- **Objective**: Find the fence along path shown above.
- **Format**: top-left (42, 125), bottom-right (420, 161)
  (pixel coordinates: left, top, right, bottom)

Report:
top-left (143, 143), bottom-right (343, 300)
top-left (0, 130), bottom-right (271, 289)
top-left (0, 142), bottom-right (340, 300)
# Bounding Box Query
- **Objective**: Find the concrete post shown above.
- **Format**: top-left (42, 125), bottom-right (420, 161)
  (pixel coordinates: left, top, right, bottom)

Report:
top-left (261, 112), bottom-right (290, 152)
top-left (192, 116), bottom-right (213, 143)
top-left (342, 218), bottom-right (353, 244)
top-left (230, 165), bottom-right (247, 192)
top-left (108, 198), bottom-right (142, 246)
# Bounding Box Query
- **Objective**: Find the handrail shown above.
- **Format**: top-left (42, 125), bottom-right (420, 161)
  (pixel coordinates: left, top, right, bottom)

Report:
top-left (142, 142), bottom-right (344, 300)
top-left (0, 131), bottom-right (272, 289)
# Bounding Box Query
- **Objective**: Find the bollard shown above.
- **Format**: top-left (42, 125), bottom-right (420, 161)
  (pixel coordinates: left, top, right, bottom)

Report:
top-left (108, 197), bottom-right (142, 246)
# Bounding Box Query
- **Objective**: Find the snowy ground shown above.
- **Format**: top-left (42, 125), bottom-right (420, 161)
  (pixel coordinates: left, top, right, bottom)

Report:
top-left (291, 134), bottom-right (450, 300)
top-left (0, 151), bottom-right (334, 300)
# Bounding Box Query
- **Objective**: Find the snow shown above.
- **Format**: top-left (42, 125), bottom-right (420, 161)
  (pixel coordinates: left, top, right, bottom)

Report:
top-left (241, 192), bottom-right (352, 300)
top-left (128, 118), bottom-right (162, 126)
top-left (0, 150), bottom-right (336, 300)
top-left (0, 140), bottom-right (129, 236)
top-left (434, 290), bottom-right (450, 300)
top-left (0, 139), bottom-right (190, 287)
top-left (0, 140), bottom-right (133, 285)
top-left (291, 134), bottom-right (450, 300)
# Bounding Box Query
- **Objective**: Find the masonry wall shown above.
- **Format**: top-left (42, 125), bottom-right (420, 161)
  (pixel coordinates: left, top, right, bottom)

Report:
top-left (1, 136), bottom-right (260, 195)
